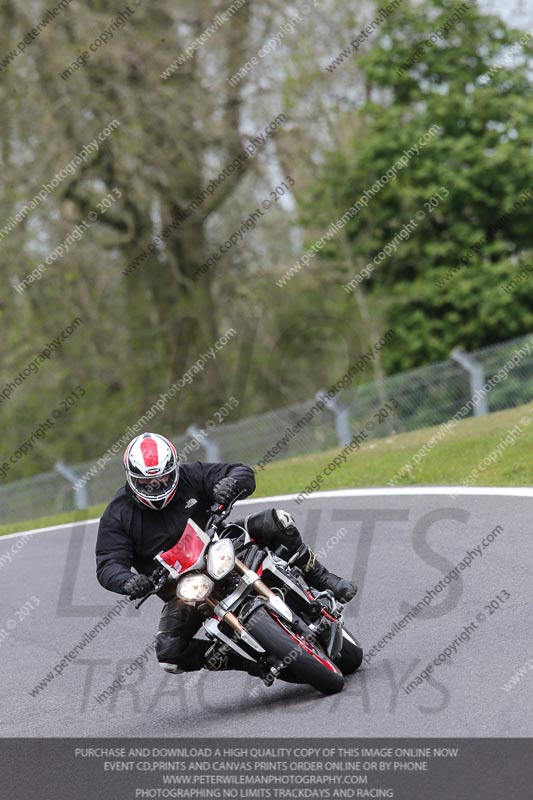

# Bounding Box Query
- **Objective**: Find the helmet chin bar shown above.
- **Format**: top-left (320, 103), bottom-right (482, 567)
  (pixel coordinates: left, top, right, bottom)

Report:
top-left (134, 484), bottom-right (178, 510)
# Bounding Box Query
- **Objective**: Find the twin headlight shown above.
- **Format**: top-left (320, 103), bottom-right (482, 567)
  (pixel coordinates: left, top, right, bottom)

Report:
top-left (176, 573), bottom-right (214, 602)
top-left (206, 539), bottom-right (235, 579)
top-left (176, 540), bottom-right (235, 601)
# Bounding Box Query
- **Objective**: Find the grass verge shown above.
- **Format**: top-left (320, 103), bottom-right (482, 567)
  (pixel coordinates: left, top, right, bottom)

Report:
top-left (0, 505), bottom-right (106, 538)
top-left (254, 402), bottom-right (533, 497)
top-left (1, 402), bottom-right (531, 537)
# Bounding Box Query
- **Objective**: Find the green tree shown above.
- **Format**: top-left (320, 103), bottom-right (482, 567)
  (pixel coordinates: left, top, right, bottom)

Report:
top-left (302, 0), bottom-right (533, 371)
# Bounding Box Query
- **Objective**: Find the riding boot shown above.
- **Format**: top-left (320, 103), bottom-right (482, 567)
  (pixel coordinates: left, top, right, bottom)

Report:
top-left (289, 544), bottom-right (357, 603)
top-left (205, 648), bottom-right (267, 678)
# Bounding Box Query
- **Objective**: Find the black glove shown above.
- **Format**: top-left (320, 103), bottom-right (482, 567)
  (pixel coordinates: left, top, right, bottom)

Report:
top-left (123, 574), bottom-right (153, 599)
top-left (213, 476), bottom-right (239, 507)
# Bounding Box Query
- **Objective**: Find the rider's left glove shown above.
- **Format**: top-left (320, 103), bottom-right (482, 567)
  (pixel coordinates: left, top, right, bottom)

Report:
top-left (213, 476), bottom-right (239, 507)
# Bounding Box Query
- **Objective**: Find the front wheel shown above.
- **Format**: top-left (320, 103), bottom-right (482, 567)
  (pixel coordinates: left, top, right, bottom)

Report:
top-left (246, 607), bottom-right (345, 695)
top-left (334, 629), bottom-right (363, 675)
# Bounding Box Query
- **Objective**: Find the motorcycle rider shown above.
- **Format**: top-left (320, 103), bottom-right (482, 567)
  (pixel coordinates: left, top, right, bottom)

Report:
top-left (95, 432), bottom-right (357, 676)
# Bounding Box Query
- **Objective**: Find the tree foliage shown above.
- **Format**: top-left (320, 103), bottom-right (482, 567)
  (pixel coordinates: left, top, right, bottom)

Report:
top-left (1, 0), bottom-right (532, 480)
top-left (301, 0), bottom-right (533, 371)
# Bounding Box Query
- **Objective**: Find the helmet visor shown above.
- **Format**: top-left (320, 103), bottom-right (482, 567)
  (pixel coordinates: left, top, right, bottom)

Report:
top-left (128, 464), bottom-right (179, 503)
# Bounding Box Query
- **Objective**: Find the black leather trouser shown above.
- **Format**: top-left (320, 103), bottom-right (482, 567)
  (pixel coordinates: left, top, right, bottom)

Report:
top-left (155, 598), bottom-right (209, 671)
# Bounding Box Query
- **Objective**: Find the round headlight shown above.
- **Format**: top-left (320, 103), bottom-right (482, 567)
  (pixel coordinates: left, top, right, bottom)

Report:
top-left (176, 573), bottom-right (214, 602)
top-left (207, 539), bottom-right (235, 579)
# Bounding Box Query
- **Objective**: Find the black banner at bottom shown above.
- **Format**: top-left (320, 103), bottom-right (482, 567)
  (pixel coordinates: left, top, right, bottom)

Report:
top-left (1, 738), bottom-right (531, 799)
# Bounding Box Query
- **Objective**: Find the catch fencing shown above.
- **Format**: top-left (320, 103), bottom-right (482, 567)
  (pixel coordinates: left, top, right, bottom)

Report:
top-left (1, 333), bottom-right (533, 524)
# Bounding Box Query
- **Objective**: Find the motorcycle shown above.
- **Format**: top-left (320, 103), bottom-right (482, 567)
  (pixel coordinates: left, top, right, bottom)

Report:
top-left (135, 495), bottom-right (363, 695)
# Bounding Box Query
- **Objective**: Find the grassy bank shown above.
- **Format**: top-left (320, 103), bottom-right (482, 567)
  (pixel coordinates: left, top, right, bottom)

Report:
top-left (1, 402), bottom-right (531, 537)
top-left (255, 402), bottom-right (533, 497)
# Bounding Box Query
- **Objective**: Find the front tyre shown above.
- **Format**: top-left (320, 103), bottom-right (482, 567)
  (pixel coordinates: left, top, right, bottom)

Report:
top-left (334, 629), bottom-right (363, 675)
top-left (247, 607), bottom-right (344, 695)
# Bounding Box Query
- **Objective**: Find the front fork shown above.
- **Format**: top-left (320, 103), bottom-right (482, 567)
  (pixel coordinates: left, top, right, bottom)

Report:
top-left (234, 557), bottom-right (291, 610)
top-left (205, 557), bottom-right (292, 640)
top-left (207, 558), bottom-right (336, 660)
top-left (234, 556), bottom-right (285, 600)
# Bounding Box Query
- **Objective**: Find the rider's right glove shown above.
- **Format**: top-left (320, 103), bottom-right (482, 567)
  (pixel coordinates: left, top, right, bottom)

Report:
top-left (213, 476), bottom-right (239, 507)
top-left (123, 574), bottom-right (153, 599)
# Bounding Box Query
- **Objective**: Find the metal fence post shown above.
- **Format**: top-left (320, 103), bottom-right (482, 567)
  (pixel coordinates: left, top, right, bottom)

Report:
top-left (186, 424), bottom-right (221, 462)
top-left (55, 460), bottom-right (89, 510)
top-left (316, 390), bottom-right (352, 446)
top-left (451, 347), bottom-right (489, 416)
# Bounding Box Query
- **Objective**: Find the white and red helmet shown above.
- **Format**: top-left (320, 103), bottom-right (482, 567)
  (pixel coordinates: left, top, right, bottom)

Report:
top-left (124, 433), bottom-right (179, 510)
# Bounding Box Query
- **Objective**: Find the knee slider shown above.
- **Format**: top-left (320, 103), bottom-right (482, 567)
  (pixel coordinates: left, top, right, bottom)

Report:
top-left (159, 662), bottom-right (182, 674)
top-left (274, 509), bottom-right (296, 530)
top-left (273, 509), bottom-right (302, 552)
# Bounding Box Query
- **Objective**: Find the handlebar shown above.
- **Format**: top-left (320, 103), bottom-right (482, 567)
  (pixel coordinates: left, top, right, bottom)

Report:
top-left (206, 489), bottom-right (247, 532)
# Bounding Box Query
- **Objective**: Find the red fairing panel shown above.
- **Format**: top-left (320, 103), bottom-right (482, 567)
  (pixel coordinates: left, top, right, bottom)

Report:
top-left (155, 519), bottom-right (210, 579)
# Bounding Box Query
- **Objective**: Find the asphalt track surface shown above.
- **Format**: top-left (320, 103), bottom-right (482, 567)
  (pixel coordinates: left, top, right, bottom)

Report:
top-left (1, 488), bottom-right (531, 738)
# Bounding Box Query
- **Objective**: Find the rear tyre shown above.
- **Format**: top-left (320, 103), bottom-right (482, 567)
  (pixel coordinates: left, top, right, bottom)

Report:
top-left (334, 629), bottom-right (363, 675)
top-left (246, 607), bottom-right (345, 695)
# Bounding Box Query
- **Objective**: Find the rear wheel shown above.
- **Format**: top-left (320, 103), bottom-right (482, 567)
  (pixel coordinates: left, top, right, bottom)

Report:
top-left (246, 607), bottom-right (345, 695)
top-left (334, 629), bottom-right (363, 675)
